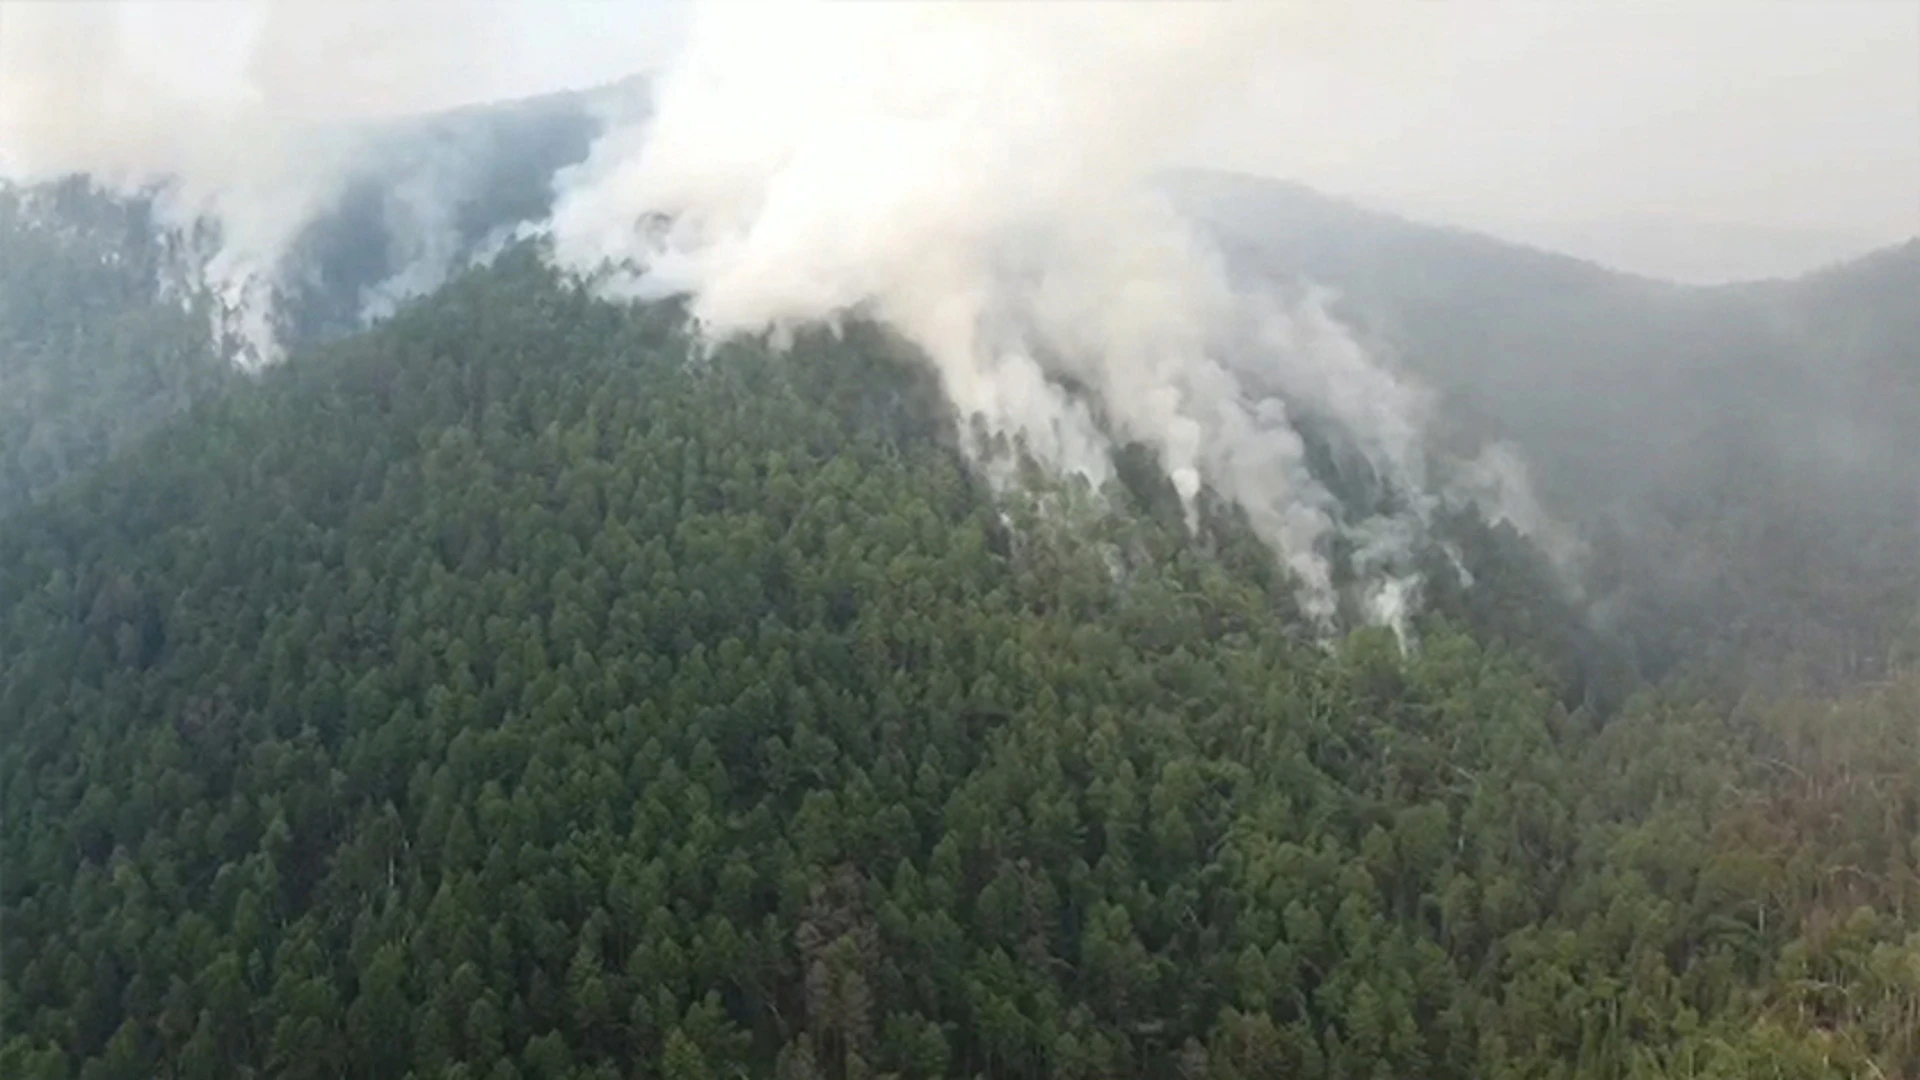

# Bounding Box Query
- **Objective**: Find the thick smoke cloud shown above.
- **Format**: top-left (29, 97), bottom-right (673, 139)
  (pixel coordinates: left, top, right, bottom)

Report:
top-left (549, 1), bottom-right (1559, 626)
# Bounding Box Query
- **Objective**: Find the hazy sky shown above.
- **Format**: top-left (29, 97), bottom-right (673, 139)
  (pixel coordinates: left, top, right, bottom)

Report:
top-left (20, 0), bottom-right (1920, 281)
top-left (1197, 2), bottom-right (1920, 279)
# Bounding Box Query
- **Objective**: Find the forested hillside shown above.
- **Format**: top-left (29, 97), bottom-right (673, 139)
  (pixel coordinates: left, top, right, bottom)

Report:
top-left (9, 93), bottom-right (1913, 694)
top-left (12, 140), bottom-right (1913, 688)
top-left (4, 249), bottom-right (1918, 1080)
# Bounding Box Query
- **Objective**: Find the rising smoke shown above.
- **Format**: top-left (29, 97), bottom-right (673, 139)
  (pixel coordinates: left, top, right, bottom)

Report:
top-left (548, 1), bottom-right (1566, 627)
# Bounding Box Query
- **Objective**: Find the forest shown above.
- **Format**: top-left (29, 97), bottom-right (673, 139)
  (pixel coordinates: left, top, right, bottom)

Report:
top-left (3, 237), bottom-right (1918, 1080)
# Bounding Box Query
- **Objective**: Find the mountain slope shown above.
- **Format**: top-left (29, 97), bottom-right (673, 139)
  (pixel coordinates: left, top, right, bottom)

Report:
top-left (8, 92), bottom-right (1912, 695)
top-left (4, 248), bottom-right (1917, 1080)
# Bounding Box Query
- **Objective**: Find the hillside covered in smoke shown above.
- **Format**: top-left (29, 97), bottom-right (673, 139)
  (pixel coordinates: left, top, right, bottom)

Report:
top-left (5, 71), bottom-right (1916, 680)
top-left (4, 7), bottom-right (1920, 1078)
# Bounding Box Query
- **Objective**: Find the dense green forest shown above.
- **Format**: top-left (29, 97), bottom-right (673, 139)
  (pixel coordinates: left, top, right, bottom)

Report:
top-left (4, 247), bottom-right (1918, 1080)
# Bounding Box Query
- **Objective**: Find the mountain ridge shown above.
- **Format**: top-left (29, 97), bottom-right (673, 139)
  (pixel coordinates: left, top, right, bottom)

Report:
top-left (3, 92), bottom-right (1915, 685)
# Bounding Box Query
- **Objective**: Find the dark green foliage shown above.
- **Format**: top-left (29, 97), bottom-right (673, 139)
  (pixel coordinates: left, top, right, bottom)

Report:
top-left (2, 248), bottom-right (1915, 1080)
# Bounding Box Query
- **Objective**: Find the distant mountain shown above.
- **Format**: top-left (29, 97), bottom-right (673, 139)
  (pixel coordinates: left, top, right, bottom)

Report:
top-left (1170, 169), bottom-right (1920, 682)
top-left (1167, 170), bottom-right (1920, 505)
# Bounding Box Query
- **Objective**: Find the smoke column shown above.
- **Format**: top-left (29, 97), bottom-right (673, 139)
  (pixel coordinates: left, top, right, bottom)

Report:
top-left (550, 0), bottom-right (1549, 625)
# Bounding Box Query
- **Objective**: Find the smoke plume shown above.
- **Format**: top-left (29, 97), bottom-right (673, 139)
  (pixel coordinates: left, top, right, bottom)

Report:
top-left (0, 0), bottom-right (1569, 629)
top-left (549, 0), bottom-right (1555, 626)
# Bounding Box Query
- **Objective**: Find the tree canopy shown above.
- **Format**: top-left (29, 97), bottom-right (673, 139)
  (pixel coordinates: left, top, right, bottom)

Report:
top-left (3, 249), bottom-right (1917, 1080)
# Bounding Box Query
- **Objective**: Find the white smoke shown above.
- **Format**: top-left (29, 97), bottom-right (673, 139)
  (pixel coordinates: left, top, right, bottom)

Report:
top-left (549, 0), bottom-right (1557, 628)
top-left (0, 0), bottom-right (673, 362)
